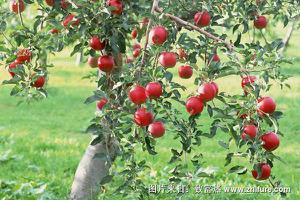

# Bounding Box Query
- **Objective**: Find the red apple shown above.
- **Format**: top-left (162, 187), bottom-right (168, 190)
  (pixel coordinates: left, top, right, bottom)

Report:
top-left (254, 16), bottom-right (268, 29)
top-left (8, 62), bottom-right (19, 77)
top-left (261, 132), bottom-right (280, 151)
top-left (63, 14), bottom-right (79, 28)
top-left (107, 0), bottom-right (123, 15)
top-left (131, 28), bottom-right (138, 39)
top-left (252, 163), bottom-right (271, 180)
top-left (97, 98), bottom-right (108, 110)
top-left (178, 48), bottom-right (187, 60)
top-left (140, 17), bottom-right (149, 29)
top-left (32, 76), bottom-right (45, 88)
top-left (89, 36), bottom-right (106, 51)
top-left (10, 0), bottom-right (25, 14)
top-left (257, 96), bottom-right (276, 115)
top-left (145, 82), bottom-right (162, 99)
top-left (133, 43), bottom-right (141, 50)
top-left (186, 96), bottom-right (204, 115)
top-left (242, 125), bottom-right (257, 140)
top-left (149, 26), bottom-right (168, 45)
top-left (178, 65), bottom-right (193, 79)
top-left (159, 52), bottom-right (177, 68)
top-left (134, 108), bottom-right (154, 127)
top-left (45, 0), bottom-right (54, 6)
top-left (133, 48), bottom-right (141, 58)
top-left (88, 56), bottom-right (99, 68)
top-left (212, 54), bottom-right (220, 63)
top-left (194, 11), bottom-right (211, 27)
top-left (60, 0), bottom-right (70, 9)
top-left (98, 55), bottom-right (115, 72)
top-left (241, 75), bottom-right (257, 88)
top-left (49, 28), bottom-right (60, 34)
top-left (16, 49), bottom-right (32, 64)
top-left (148, 121), bottom-right (165, 138)
top-left (129, 85), bottom-right (147, 105)
top-left (198, 82), bottom-right (217, 102)
top-left (211, 81), bottom-right (219, 96)
top-left (126, 57), bottom-right (134, 64)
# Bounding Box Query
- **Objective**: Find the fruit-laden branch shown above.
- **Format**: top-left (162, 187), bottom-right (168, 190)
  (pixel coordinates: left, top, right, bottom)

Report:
top-left (140, 0), bottom-right (160, 67)
top-left (154, 6), bottom-right (234, 51)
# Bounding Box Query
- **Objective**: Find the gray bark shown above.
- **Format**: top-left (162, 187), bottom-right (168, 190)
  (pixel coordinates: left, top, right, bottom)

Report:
top-left (69, 138), bottom-right (119, 200)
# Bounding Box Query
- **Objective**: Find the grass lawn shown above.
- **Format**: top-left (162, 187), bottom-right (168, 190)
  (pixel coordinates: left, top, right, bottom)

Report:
top-left (1, 29), bottom-right (300, 199)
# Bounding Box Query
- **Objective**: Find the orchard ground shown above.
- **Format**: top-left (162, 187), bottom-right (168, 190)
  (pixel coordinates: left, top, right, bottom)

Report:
top-left (1, 30), bottom-right (300, 199)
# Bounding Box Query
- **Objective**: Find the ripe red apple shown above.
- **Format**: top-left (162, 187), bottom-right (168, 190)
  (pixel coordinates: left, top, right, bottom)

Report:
top-left (145, 82), bottom-right (162, 99)
top-left (178, 48), bottom-right (187, 60)
top-left (8, 62), bottom-right (19, 77)
top-left (159, 52), bottom-right (177, 68)
top-left (45, 0), bottom-right (54, 6)
top-left (133, 48), bottom-right (141, 58)
top-left (133, 43), bottom-right (141, 50)
top-left (241, 75), bottom-right (256, 88)
top-left (126, 57), bottom-right (134, 64)
top-left (97, 98), bottom-right (108, 110)
top-left (63, 14), bottom-right (80, 28)
top-left (198, 82), bottom-right (217, 102)
top-left (16, 49), bottom-right (32, 64)
top-left (186, 96), bottom-right (204, 115)
top-left (140, 17), bottom-right (149, 29)
top-left (194, 11), bottom-right (211, 27)
top-left (149, 26), bottom-right (168, 45)
top-left (254, 16), bottom-right (268, 29)
top-left (10, 0), bottom-right (25, 13)
top-left (32, 76), bottom-right (45, 88)
top-left (89, 36), bottom-right (106, 51)
top-left (98, 55), bottom-right (115, 72)
top-left (134, 108), bottom-right (154, 127)
top-left (107, 0), bottom-right (123, 15)
top-left (49, 28), bottom-right (60, 34)
top-left (212, 54), bottom-right (220, 63)
top-left (252, 163), bottom-right (271, 180)
top-left (60, 0), bottom-right (70, 9)
top-left (211, 81), bottom-right (219, 96)
top-left (131, 28), bottom-right (138, 39)
top-left (261, 132), bottom-right (280, 151)
top-left (241, 125), bottom-right (257, 140)
top-left (87, 56), bottom-right (99, 68)
top-left (178, 65), bottom-right (193, 79)
top-left (129, 85), bottom-right (147, 105)
top-left (148, 121), bottom-right (165, 138)
top-left (257, 96), bottom-right (276, 115)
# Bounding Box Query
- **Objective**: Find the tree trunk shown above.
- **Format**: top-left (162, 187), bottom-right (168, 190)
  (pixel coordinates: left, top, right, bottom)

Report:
top-left (280, 16), bottom-right (299, 56)
top-left (75, 52), bottom-right (83, 66)
top-left (70, 50), bottom-right (123, 200)
top-left (69, 138), bottom-right (119, 200)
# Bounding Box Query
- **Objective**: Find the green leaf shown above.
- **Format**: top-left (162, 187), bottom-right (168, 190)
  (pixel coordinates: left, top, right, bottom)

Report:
top-left (228, 165), bottom-right (247, 174)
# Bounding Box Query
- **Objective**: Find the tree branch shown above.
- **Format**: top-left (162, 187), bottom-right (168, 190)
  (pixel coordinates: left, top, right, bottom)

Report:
top-left (154, 6), bottom-right (234, 51)
top-left (140, 0), bottom-right (160, 67)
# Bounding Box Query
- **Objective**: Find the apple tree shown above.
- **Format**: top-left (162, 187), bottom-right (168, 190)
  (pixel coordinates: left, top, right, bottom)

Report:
top-left (0, 0), bottom-right (299, 199)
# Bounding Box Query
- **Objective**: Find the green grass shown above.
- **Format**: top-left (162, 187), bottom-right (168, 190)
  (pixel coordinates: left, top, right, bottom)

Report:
top-left (1, 30), bottom-right (300, 199)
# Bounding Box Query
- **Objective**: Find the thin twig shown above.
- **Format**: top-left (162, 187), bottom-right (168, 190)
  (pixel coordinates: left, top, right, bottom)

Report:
top-left (18, 0), bottom-right (27, 29)
top-left (154, 6), bottom-right (234, 51)
top-left (140, 0), bottom-right (160, 67)
top-left (1, 32), bottom-right (15, 48)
